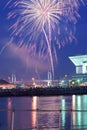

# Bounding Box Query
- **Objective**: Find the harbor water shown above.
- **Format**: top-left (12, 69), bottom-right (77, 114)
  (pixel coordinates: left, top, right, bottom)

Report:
top-left (0, 95), bottom-right (87, 130)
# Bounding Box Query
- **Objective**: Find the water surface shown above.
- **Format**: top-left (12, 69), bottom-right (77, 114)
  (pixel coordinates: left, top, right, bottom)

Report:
top-left (0, 95), bottom-right (87, 130)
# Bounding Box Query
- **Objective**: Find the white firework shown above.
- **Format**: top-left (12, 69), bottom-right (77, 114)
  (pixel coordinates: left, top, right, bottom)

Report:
top-left (6, 0), bottom-right (85, 78)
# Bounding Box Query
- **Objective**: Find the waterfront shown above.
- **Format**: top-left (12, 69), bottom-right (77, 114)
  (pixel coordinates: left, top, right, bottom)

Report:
top-left (1, 86), bottom-right (87, 97)
top-left (0, 95), bottom-right (87, 130)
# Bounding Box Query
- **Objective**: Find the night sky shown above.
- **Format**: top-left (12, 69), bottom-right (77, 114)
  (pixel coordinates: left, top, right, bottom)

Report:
top-left (0, 0), bottom-right (87, 81)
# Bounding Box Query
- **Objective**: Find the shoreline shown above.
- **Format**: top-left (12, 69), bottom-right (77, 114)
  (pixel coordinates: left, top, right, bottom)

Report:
top-left (0, 86), bottom-right (87, 97)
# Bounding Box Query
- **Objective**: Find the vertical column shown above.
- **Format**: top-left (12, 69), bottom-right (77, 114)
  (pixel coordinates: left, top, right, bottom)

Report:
top-left (47, 71), bottom-right (52, 86)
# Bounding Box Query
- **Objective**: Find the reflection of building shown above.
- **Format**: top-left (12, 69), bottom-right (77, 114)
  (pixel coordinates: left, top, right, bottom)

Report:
top-left (72, 95), bottom-right (87, 129)
top-left (31, 97), bottom-right (37, 128)
top-left (69, 55), bottom-right (87, 74)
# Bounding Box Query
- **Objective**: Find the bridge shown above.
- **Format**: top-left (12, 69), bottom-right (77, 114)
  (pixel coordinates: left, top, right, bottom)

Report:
top-left (15, 79), bottom-right (59, 86)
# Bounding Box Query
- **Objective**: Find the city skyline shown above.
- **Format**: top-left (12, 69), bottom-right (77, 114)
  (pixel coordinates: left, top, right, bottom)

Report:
top-left (0, 0), bottom-right (87, 80)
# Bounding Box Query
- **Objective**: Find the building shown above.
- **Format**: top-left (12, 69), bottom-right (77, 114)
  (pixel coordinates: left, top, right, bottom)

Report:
top-left (69, 54), bottom-right (87, 74)
top-left (0, 79), bottom-right (16, 89)
top-left (69, 54), bottom-right (87, 86)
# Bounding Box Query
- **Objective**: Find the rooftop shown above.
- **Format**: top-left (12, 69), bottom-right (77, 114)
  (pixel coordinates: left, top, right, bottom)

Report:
top-left (69, 54), bottom-right (87, 66)
top-left (0, 79), bottom-right (9, 84)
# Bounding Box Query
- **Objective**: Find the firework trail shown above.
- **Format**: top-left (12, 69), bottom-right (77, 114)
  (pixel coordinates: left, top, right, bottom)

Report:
top-left (6, 0), bottom-right (85, 78)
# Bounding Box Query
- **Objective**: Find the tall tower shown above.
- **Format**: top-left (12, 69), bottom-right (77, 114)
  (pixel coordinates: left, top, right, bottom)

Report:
top-left (47, 71), bottom-right (52, 86)
top-left (11, 74), bottom-right (16, 83)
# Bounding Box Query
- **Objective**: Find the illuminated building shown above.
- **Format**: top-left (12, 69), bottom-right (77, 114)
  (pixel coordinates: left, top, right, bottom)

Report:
top-left (69, 55), bottom-right (87, 85)
top-left (69, 55), bottom-right (87, 74)
top-left (0, 79), bottom-right (16, 89)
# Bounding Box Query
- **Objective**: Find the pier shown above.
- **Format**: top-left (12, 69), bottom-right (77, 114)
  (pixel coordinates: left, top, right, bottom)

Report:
top-left (0, 86), bottom-right (87, 97)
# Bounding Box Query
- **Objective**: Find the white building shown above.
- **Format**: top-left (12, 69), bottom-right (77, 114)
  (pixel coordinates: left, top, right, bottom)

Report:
top-left (69, 55), bottom-right (87, 74)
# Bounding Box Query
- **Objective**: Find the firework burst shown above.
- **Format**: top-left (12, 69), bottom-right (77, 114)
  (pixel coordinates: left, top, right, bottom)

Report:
top-left (6, 0), bottom-right (85, 78)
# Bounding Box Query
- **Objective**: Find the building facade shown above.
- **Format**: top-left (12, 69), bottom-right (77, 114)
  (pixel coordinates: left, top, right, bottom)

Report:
top-left (69, 55), bottom-right (87, 86)
top-left (69, 55), bottom-right (87, 74)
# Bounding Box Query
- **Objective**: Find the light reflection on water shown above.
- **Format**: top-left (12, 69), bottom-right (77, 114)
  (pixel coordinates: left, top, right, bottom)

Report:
top-left (76, 96), bottom-right (82, 127)
top-left (72, 95), bottom-right (76, 126)
top-left (7, 98), bottom-right (12, 130)
top-left (32, 96), bottom-right (38, 129)
top-left (0, 95), bottom-right (87, 129)
top-left (61, 98), bottom-right (65, 127)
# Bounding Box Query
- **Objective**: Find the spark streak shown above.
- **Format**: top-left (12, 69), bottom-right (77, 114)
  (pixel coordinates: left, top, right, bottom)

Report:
top-left (6, 0), bottom-right (85, 78)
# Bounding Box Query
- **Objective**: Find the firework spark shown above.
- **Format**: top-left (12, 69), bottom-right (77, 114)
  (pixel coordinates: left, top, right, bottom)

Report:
top-left (7, 0), bottom-right (85, 78)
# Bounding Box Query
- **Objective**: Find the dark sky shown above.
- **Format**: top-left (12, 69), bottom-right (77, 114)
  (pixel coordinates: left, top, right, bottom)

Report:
top-left (0, 0), bottom-right (87, 81)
